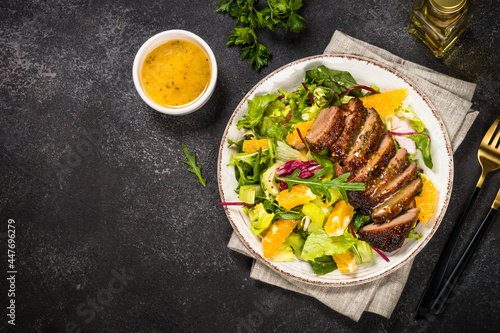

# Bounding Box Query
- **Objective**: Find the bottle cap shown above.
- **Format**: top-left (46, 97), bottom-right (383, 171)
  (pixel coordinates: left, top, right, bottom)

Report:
top-left (429, 0), bottom-right (467, 13)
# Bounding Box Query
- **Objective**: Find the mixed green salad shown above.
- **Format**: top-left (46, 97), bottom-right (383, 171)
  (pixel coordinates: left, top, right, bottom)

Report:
top-left (224, 65), bottom-right (433, 275)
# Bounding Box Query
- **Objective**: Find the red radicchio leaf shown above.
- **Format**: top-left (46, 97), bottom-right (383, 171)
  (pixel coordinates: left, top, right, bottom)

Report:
top-left (276, 160), bottom-right (322, 179)
top-left (278, 181), bottom-right (288, 191)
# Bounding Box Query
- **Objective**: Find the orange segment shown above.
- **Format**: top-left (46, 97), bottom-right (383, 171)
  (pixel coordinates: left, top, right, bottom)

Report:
top-left (359, 89), bottom-right (407, 118)
top-left (286, 120), bottom-right (314, 146)
top-left (276, 184), bottom-right (316, 210)
top-left (324, 200), bottom-right (355, 236)
top-left (242, 139), bottom-right (269, 153)
top-left (332, 251), bottom-right (358, 273)
top-left (262, 219), bottom-right (298, 258)
top-left (415, 174), bottom-right (437, 223)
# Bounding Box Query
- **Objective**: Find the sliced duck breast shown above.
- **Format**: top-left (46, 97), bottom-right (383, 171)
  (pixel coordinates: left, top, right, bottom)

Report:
top-left (371, 177), bottom-right (422, 224)
top-left (365, 162), bottom-right (418, 211)
top-left (343, 108), bottom-right (384, 172)
top-left (358, 208), bottom-right (420, 252)
top-left (364, 148), bottom-right (409, 198)
top-left (349, 131), bottom-right (396, 183)
top-left (305, 105), bottom-right (344, 153)
top-left (331, 99), bottom-right (367, 162)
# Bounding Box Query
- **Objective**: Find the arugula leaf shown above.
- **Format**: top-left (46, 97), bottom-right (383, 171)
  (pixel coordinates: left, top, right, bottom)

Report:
top-left (217, 0), bottom-right (306, 70)
top-left (276, 168), bottom-right (365, 203)
top-left (261, 198), bottom-right (303, 220)
top-left (308, 255), bottom-right (337, 275)
top-left (180, 144), bottom-right (206, 187)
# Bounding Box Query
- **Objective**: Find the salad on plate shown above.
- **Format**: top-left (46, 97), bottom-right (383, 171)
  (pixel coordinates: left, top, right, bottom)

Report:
top-left (223, 65), bottom-right (437, 275)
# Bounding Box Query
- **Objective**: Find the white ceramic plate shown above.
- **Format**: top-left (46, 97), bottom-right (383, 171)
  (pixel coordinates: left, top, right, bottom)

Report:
top-left (218, 55), bottom-right (453, 286)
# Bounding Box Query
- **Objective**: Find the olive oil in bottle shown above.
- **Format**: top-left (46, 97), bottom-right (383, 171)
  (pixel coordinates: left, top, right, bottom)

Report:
top-left (407, 0), bottom-right (475, 58)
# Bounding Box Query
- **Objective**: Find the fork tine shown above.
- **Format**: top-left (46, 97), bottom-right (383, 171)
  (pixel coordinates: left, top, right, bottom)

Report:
top-left (493, 129), bottom-right (500, 149)
top-left (483, 116), bottom-right (500, 146)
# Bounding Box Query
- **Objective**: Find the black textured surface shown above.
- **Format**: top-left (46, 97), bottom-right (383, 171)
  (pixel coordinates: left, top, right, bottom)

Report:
top-left (1, 0), bottom-right (500, 332)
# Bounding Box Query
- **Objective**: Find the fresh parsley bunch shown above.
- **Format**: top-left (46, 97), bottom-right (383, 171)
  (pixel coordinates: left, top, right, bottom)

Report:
top-left (217, 0), bottom-right (306, 70)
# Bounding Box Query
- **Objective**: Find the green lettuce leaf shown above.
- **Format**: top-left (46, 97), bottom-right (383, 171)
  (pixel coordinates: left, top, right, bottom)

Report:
top-left (407, 128), bottom-right (433, 169)
top-left (308, 255), bottom-right (337, 275)
top-left (237, 94), bottom-right (280, 130)
top-left (301, 87), bottom-right (334, 121)
top-left (301, 228), bottom-right (358, 261)
top-left (305, 65), bottom-right (361, 97)
top-left (351, 213), bottom-right (371, 233)
top-left (228, 144), bottom-right (276, 186)
top-left (248, 203), bottom-right (275, 235)
top-left (271, 243), bottom-right (295, 262)
top-left (395, 106), bottom-right (425, 132)
top-left (285, 232), bottom-right (305, 258)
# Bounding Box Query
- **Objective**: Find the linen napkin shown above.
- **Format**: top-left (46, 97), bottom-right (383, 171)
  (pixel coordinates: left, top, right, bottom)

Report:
top-left (227, 30), bottom-right (478, 321)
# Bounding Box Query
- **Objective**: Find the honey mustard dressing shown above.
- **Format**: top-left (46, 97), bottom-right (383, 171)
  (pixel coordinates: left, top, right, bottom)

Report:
top-left (141, 40), bottom-right (211, 108)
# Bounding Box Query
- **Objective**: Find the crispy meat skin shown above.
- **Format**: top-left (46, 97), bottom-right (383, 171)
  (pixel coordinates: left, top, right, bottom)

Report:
top-left (367, 162), bottom-right (418, 208)
top-left (349, 150), bottom-right (412, 215)
top-left (306, 106), bottom-right (344, 153)
top-left (304, 97), bottom-right (427, 251)
top-left (358, 208), bottom-right (420, 252)
top-left (349, 131), bottom-right (396, 183)
top-left (364, 148), bottom-right (409, 197)
top-left (343, 108), bottom-right (384, 172)
top-left (371, 178), bottom-right (422, 224)
top-left (331, 99), bottom-right (367, 162)
top-left (347, 132), bottom-right (397, 210)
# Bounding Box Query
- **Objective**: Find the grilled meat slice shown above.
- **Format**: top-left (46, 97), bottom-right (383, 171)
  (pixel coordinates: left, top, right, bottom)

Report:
top-left (371, 178), bottom-right (422, 224)
top-left (351, 150), bottom-right (411, 214)
top-left (305, 105), bottom-right (344, 153)
top-left (347, 133), bottom-right (396, 209)
top-left (343, 108), bottom-right (384, 172)
top-left (349, 131), bottom-right (396, 183)
top-left (357, 208), bottom-right (420, 252)
top-left (334, 161), bottom-right (345, 178)
top-left (331, 99), bottom-right (367, 162)
top-left (364, 161), bottom-right (418, 212)
top-left (364, 148), bottom-right (409, 198)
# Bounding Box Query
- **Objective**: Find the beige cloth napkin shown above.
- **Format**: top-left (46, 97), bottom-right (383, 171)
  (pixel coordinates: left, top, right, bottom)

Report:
top-left (227, 31), bottom-right (478, 321)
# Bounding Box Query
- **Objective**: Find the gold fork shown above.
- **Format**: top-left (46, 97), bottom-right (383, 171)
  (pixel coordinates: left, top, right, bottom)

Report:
top-left (477, 116), bottom-right (500, 187)
top-left (415, 116), bottom-right (500, 320)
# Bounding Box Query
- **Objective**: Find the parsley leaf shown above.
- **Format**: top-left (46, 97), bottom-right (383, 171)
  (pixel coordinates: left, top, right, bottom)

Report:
top-left (180, 144), bottom-right (207, 187)
top-left (216, 0), bottom-right (234, 13)
top-left (217, 0), bottom-right (306, 70)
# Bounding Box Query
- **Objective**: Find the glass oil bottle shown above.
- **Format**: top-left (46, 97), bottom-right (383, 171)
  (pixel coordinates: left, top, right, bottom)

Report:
top-left (407, 0), bottom-right (475, 58)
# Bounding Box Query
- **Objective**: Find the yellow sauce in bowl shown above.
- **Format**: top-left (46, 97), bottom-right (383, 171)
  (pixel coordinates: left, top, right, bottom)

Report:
top-left (141, 40), bottom-right (211, 108)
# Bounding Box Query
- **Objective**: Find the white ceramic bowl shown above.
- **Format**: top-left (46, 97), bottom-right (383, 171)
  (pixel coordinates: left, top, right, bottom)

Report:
top-left (132, 30), bottom-right (218, 116)
top-left (218, 55), bottom-right (454, 286)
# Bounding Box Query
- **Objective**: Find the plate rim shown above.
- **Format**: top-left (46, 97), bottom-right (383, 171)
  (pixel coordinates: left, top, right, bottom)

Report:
top-left (218, 54), bottom-right (454, 286)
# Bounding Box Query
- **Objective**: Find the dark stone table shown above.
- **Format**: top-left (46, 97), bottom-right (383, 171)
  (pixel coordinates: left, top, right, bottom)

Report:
top-left (1, 0), bottom-right (499, 332)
